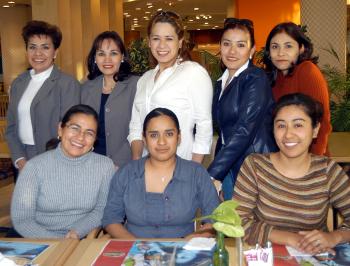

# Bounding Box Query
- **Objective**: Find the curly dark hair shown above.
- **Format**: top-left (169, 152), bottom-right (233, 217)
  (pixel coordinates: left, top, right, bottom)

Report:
top-left (22, 20), bottom-right (62, 49)
top-left (263, 22), bottom-right (318, 86)
top-left (86, 31), bottom-right (131, 82)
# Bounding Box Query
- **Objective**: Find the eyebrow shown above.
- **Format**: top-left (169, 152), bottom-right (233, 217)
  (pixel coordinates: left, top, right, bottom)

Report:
top-left (97, 49), bottom-right (120, 52)
top-left (271, 41), bottom-right (294, 45)
top-left (68, 123), bottom-right (96, 134)
top-left (275, 118), bottom-right (306, 123)
top-left (28, 43), bottom-right (51, 46)
top-left (150, 34), bottom-right (175, 38)
top-left (222, 39), bottom-right (248, 43)
top-left (147, 129), bottom-right (176, 133)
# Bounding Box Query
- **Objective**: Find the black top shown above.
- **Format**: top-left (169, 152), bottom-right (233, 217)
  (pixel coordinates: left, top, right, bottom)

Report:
top-left (94, 93), bottom-right (109, 155)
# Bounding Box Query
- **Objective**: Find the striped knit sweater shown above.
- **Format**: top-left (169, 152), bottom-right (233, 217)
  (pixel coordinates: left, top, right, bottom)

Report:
top-left (233, 153), bottom-right (350, 246)
top-left (11, 144), bottom-right (115, 238)
top-left (273, 61), bottom-right (332, 156)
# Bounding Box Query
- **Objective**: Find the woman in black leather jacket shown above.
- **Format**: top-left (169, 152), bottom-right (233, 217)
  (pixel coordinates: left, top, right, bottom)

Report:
top-left (208, 18), bottom-right (277, 200)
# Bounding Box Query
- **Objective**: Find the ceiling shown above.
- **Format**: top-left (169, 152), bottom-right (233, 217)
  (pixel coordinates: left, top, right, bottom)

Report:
top-left (123, 0), bottom-right (227, 32)
top-left (0, 0), bottom-right (227, 32)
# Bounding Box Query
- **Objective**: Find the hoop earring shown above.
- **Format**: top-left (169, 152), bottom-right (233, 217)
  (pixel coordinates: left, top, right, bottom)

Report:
top-left (90, 147), bottom-right (94, 152)
top-left (57, 136), bottom-right (61, 140)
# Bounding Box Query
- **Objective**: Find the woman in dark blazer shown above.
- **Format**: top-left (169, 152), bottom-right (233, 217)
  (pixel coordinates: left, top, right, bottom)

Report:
top-left (81, 31), bottom-right (138, 168)
top-left (208, 18), bottom-right (277, 200)
top-left (5, 20), bottom-right (80, 172)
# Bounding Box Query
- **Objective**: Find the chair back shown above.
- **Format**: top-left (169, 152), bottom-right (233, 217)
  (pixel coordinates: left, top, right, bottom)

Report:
top-left (0, 120), bottom-right (10, 158)
top-left (0, 94), bottom-right (9, 119)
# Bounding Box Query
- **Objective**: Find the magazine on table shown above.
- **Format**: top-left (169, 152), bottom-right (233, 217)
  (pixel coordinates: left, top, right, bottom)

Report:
top-left (0, 241), bottom-right (50, 264)
top-left (92, 240), bottom-right (213, 266)
top-left (273, 242), bottom-right (350, 266)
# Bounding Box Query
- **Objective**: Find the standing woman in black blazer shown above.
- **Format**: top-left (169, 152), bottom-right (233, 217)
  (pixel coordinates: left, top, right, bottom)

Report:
top-left (6, 20), bottom-right (80, 173)
top-left (81, 31), bottom-right (138, 168)
top-left (208, 18), bottom-right (277, 200)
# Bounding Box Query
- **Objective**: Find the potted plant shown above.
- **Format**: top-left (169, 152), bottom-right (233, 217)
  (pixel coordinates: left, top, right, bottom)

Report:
top-left (321, 51), bottom-right (350, 131)
top-left (195, 200), bottom-right (245, 266)
top-left (127, 38), bottom-right (150, 75)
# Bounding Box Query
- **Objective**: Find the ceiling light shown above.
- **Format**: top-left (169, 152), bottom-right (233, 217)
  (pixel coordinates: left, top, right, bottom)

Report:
top-left (197, 28), bottom-right (201, 30)
top-left (208, 15), bottom-right (212, 19)
top-left (8, 1), bottom-right (15, 3)
top-left (157, 8), bottom-right (162, 11)
top-left (169, 2), bottom-right (173, 6)
top-left (3, 4), bottom-right (10, 7)
top-left (196, 16), bottom-right (200, 19)
top-left (204, 22), bottom-right (208, 25)
top-left (135, 7), bottom-right (141, 10)
top-left (146, 2), bottom-right (152, 5)
top-left (145, 11), bottom-right (151, 14)
top-left (189, 19), bottom-right (193, 22)
top-left (147, 5), bottom-right (153, 8)
top-left (126, 14), bottom-right (131, 17)
top-left (133, 18), bottom-right (138, 20)
top-left (194, 7), bottom-right (199, 10)
top-left (124, 12), bottom-right (128, 15)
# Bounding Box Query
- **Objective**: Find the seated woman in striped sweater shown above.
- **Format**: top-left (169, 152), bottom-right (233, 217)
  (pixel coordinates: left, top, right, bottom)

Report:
top-left (233, 93), bottom-right (350, 255)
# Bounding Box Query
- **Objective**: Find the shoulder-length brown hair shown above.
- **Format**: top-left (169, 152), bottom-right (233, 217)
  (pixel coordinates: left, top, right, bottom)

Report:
top-left (147, 11), bottom-right (191, 66)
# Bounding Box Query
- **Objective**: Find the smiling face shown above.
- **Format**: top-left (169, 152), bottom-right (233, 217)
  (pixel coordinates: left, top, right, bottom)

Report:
top-left (95, 38), bottom-right (123, 77)
top-left (149, 22), bottom-right (183, 71)
top-left (58, 113), bottom-right (97, 158)
top-left (274, 105), bottom-right (320, 159)
top-left (143, 115), bottom-right (180, 162)
top-left (269, 31), bottom-right (304, 75)
top-left (27, 35), bottom-right (57, 74)
top-left (220, 28), bottom-right (255, 77)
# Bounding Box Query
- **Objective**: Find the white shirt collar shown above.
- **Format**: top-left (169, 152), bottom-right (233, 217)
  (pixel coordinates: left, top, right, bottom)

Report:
top-left (30, 65), bottom-right (54, 81)
top-left (218, 60), bottom-right (250, 98)
top-left (218, 60), bottom-right (250, 87)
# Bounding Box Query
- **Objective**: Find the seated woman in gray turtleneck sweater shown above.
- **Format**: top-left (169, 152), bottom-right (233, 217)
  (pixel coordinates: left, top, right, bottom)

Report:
top-left (11, 104), bottom-right (115, 239)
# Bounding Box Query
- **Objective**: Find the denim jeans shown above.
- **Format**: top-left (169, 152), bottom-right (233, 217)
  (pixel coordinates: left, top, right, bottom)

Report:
top-left (222, 170), bottom-right (234, 201)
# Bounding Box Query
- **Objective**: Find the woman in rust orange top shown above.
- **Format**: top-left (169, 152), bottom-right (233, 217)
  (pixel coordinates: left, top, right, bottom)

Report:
top-left (263, 22), bottom-right (331, 155)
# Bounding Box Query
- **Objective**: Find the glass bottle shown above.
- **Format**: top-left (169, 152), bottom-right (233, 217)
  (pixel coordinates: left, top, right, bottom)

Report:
top-left (213, 231), bottom-right (229, 266)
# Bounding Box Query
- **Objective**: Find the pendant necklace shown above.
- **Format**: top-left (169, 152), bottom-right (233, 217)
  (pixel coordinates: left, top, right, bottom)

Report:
top-left (103, 77), bottom-right (115, 93)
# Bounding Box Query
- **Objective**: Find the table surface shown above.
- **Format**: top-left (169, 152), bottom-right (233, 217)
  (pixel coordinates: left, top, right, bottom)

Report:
top-left (0, 238), bottom-right (79, 266)
top-left (64, 238), bottom-right (241, 266)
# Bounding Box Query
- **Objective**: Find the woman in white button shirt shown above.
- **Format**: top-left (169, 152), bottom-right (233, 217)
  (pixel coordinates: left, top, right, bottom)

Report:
top-left (128, 11), bottom-right (213, 163)
top-left (5, 20), bottom-right (80, 173)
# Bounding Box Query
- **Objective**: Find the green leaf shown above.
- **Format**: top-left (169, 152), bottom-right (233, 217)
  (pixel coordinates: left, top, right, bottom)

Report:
top-left (194, 200), bottom-right (245, 237)
top-left (213, 222), bottom-right (244, 238)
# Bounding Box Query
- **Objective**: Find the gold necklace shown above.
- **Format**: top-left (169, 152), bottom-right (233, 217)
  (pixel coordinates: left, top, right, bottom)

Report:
top-left (102, 77), bottom-right (115, 93)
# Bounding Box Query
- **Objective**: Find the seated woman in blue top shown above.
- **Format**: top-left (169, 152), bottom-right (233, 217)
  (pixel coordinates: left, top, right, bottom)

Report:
top-left (102, 107), bottom-right (220, 238)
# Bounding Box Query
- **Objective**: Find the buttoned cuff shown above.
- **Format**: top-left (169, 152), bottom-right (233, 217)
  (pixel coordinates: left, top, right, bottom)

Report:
top-left (14, 157), bottom-right (25, 168)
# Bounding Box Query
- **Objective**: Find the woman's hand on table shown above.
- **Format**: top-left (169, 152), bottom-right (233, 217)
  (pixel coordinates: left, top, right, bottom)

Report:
top-left (185, 224), bottom-right (215, 240)
top-left (65, 230), bottom-right (80, 239)
top-left (297, 230), bottom-right (336, 255)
